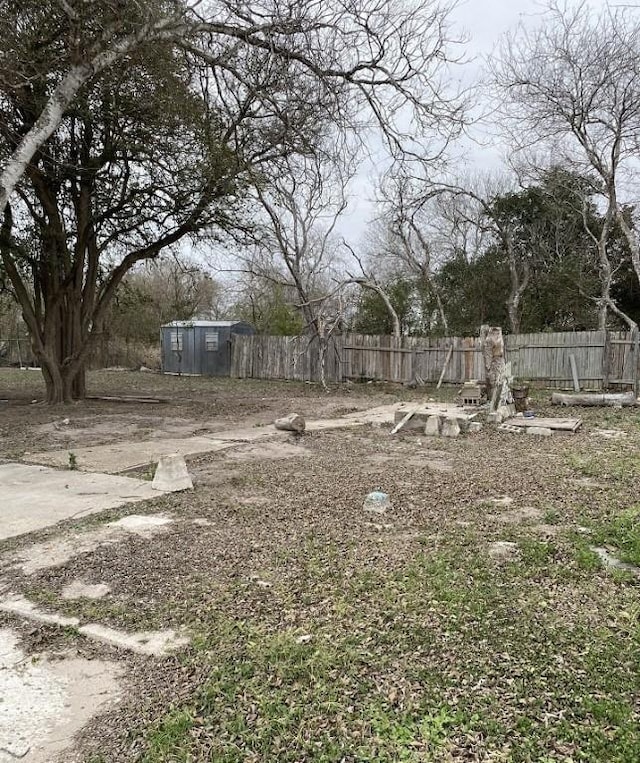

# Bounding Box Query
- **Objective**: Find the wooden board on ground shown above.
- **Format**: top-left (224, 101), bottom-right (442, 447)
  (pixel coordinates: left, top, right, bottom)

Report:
top-left (86, 395), bottom-right (167, 404)
top-left (504, 417), bottom-right (582, 432)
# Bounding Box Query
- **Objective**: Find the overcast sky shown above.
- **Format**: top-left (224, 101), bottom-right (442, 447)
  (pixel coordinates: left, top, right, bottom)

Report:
top-left (339, 0), bottom-right (614, 239)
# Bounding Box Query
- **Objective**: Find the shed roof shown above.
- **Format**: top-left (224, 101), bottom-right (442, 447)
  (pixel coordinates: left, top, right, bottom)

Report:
top-left (162, 320), bottom-right (246, 328)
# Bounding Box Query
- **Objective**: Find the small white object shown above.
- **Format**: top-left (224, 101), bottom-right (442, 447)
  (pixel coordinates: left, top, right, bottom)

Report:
top-left (152, 454), bottom-right (193, 492)
top-left (363, 491), bottom-right (391, 514)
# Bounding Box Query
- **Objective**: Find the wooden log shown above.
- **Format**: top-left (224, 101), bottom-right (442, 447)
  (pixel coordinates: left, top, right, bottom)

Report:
top-left (551, 391), bottom-right (636, 407)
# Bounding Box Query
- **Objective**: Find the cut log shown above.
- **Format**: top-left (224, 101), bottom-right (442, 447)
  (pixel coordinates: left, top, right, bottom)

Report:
top-left (275, 413), bottom-right (306, 432)
top-left (551, 391), bottom-right (637, 407)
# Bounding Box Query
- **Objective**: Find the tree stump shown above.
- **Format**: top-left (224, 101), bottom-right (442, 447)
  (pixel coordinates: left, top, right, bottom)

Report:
top-left (480, 326), bottom-right (505, 409)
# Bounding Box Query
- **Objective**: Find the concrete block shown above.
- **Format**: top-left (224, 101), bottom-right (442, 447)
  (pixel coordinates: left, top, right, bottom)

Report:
top-left (468, 422), bottom-right (483, 433)
top-left (424, 415), bottom-right (442, 436)
top-left (526, 427), bottom-right (553, 437)
top-left (441, 417), bottom-right (460, 438)
top-left (486, 411), bottom-right (504, 424)
top-left (152, 454), bottom-right (193, 492)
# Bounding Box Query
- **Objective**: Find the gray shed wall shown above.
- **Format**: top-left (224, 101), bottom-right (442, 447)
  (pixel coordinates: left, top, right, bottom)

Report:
top-left (161, 322), bottom-right (254, 376)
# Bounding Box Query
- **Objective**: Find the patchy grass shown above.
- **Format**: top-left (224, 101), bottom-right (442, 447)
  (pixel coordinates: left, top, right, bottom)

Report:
top-left (589, 508), bottom-right (640, 567)
top-left (2, 374), bottom-right (640, 761)
top-left (134, 546), bottom-right (640, 762)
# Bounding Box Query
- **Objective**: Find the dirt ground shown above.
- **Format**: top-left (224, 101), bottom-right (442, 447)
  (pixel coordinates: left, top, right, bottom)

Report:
top-left (1, 368), bottom-right (639, 762)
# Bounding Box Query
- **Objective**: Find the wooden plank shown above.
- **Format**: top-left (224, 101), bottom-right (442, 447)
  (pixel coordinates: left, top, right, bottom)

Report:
top-left (505, 417), bottom-right (582, 432)
top-left (569, 354), bottom-right (580, 392)
top-left (436, 346), bottom-right (453, 389)
top-left (391, 407), bottom-right (418, 434)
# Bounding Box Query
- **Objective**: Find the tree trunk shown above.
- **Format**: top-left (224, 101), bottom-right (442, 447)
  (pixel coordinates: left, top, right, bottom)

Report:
top-left (38, 352), bottom-right (86, 404)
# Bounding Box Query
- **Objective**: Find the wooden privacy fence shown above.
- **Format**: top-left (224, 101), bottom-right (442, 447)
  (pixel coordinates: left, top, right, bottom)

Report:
top-left (231, 330), bottom-right (640, 389)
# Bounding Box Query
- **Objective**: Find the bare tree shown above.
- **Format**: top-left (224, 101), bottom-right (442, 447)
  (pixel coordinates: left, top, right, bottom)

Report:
top-left (492, 0), bottom-right (640, 330)
top-left (374, 171), bottom-right (462, 333)
top-left (239, 152), bottom-right (352, 386)
top-left (1, 0), bottom-right (466, 216)
top-left (0, 0), bottom-right (467, 402)
top-left (342, 242), bottom-right (402, 338)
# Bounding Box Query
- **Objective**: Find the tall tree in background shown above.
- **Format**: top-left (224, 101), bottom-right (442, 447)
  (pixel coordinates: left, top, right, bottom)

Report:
top-left (493, 0), bottom-right (640, 329)
top-left (0, 0), bottom-right (466, 402)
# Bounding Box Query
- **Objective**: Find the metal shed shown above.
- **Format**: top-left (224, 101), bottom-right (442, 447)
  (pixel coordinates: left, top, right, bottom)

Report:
top-left (161, 320), bottom-right (254, 377)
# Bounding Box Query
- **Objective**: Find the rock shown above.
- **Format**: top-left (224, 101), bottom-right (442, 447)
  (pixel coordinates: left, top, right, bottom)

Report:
top-left (274, 413), bottom-right (306, 433)
top-left (441, 417), bottom-right (460, 438)
top-left (486, 411), bottom-right (504, 424)
top-left (139, 365), bottom-right (155, 373)
top-left (424, 415), bottom-right (442, 436)
top-left (468, 422), bottom-right (483, 433)
top-left (526, 427), bottom-right (553, 437)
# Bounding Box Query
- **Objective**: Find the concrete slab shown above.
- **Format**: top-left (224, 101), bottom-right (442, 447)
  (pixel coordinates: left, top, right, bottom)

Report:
top-left (0, 595), bottom-right (80, 627)
top-left (11, 514), bottom-right (173, 574)
top-left (61, 581), bottom-right (111, 600)
top-left (0, 464), bottom-right (166, 541)
top-left (22, 406), bottom-right (400, 474)
top-left (24, 436), bottom-right (238, 474)
top-left (0, 596), bottom-right (189, 656)
top-left (0, 628), bottom-right (121, 763)
top-left (78, 623), bottom-right (189, 656)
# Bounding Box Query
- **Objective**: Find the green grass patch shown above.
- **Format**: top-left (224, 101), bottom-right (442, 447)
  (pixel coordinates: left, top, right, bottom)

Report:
top-left (588, 507), bottom-right (640, 566)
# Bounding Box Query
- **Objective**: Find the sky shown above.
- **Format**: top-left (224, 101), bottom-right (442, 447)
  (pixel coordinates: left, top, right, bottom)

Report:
top-left (338, 0), bottom-right (614, 240)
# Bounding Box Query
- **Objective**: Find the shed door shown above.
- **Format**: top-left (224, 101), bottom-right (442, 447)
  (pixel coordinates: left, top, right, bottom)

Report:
top-left (166, 327), bottom-right (197, 374)
top-left (201, 328), bottom-right (225, 376)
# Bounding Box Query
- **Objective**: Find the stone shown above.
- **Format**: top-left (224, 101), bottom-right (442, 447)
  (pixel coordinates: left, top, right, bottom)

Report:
top-left (486, 411), bottom-right (504, 424)
top-left (424, 415), bottom-right (442, 436)
top-left (274, 413), bottom-right (306, 433)
top-left (526, 427), bottom-right (553, 437)
top-left (151, 454), bottom-right (193, 492)
top-left (468, 422), bottom-right (483, 433)
top-left (441, 417), bottom-right (460, 438)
